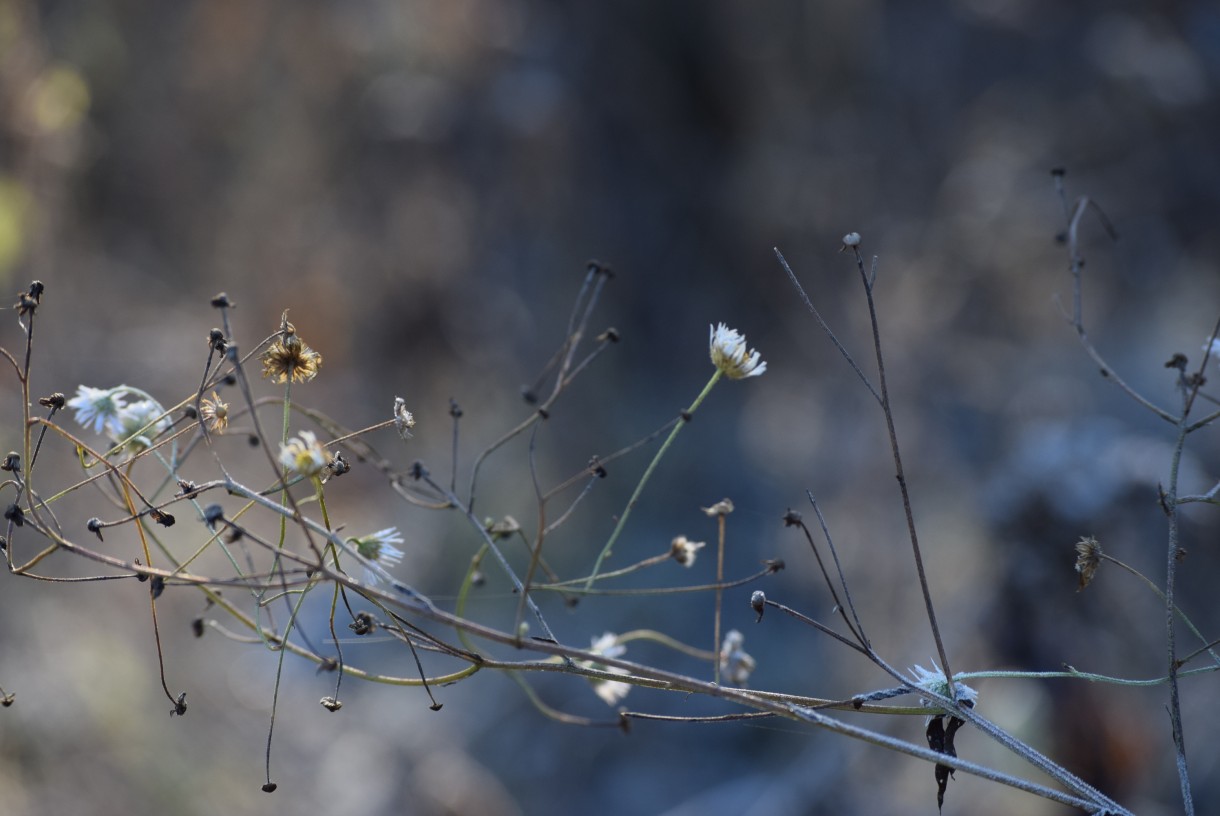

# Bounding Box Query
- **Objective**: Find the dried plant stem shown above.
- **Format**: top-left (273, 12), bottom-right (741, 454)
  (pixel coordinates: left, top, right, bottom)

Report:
top-left (713, 511), bottom-right (726, 684)
top-left (585, 370), bottom-right (723, 589)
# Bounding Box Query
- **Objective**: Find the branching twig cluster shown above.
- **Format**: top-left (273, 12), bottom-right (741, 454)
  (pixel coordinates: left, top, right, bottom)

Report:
top-left (3, 176), bottom-right (1217, 813)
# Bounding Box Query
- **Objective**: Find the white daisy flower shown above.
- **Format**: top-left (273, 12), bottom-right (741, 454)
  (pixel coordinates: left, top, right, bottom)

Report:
top-left (709, 323), bottom-right (766, 379)
top-left (66, 385), bottom-right (128, 435)
top-left (348, 527), bottom-right (405, 585)
top-left (279, 431), bottom-right (330, 478)
top-left (111, 399), bottom-right (172, 451)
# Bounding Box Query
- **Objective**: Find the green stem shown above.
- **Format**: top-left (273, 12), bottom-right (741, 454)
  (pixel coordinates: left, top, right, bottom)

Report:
top-left (584, 369), bottom-right (722, 589)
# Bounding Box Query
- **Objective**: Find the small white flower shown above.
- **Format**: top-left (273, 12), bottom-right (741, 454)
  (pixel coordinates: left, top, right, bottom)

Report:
top-left (585, 633), bottom-right (631, 706)
top-left (709, 323), bottom-right (766, 379)
top-left (670, 535), bottom-right (706, 567)
top-left (112, 399), bottom-right (172, 451)
top-left (719, 629), bottom-right (756, 687)
top-left (1203, 338), bottom-right (1220, 363)
top-left (66, 385), bottom-right (127, 435)
top-left (348, 527), bottom-right (405, 585)
top-left (909, 661), bottom-right (979, 713)
top-left (279, 430), bottom-right (330, 478)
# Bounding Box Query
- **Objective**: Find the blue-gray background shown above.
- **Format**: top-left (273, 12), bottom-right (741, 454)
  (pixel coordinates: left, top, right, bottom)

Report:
top-left (2, 2), bottom-right (1220, 814)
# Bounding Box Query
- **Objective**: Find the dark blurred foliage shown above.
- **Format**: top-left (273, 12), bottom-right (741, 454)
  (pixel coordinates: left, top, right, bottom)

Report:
top-left (2, 1), bottom-right (1220, 814)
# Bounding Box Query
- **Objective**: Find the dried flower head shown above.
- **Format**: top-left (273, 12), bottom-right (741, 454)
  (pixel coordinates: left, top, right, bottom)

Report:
top-left (393, 397), bottom-right (415, 440)
top-left (701, 498), bottom-right (735, 517)
top-left (669, 535), bottom-right (706, 567)
top-left (261, 316), bottom-right (322, 383)
top-left (485, 515), bottom-right (521, 540)
top-left (584, 633), bottom-right (631, 706)
top-left (279, 431), bottom-right (330, 478)
top-left (709, 323), bottom-right (766, 379)
top-left (909, 661), bottom-right (978, 713)
top-left (348, 527), bottom-right (405, 585)
top-left (719, 630), bottom-right (756, 687)
top-left (199, 391), bottom-right (229, 433)
top-left (1075, 536), bottom-right (1103, 591)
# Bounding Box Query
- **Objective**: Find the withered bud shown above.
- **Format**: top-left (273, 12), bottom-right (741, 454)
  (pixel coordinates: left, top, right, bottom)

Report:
top-left (1075, 536), bottom-right (1102, 591)
top-left (151, 509), bottom-right (175, 527)
top-left (350, 611), bottom-right (374, 636)
top-left (261, 783), bottom-right (277, 793)
top-left (326, 452), bottom-right (350, 478)
top-left (750, 590), bottom-right (766, 622)
top-left (319, 696), bottom-right (343, 712)
top-left (782, 509), bottom-right (802, 526)
top-left (171, 692), bottom-right (187, 717)
top-left (203, 504), bottom-right (225, 529)
top-left (210, 292), bottom-right (233, 308)
top-left (191, 618), bottom-right (205, 638)
top-left (1164, 353), bottom-right (1188, 371)
top-left (87, 517), bottom-right (104, 541)
top-left (4, 504), bottom-right (24, 527)
top-left (208, 328), bottom-right (227, 352)
top-left (588, 456), bottom-right (607, 478)
top-left (449, 398), bottom-right (463, 419)
top-left (598, 327), bottom-right (620, 343)
top-left (1, 452), bottom-right (20, 472)
top-left (39, 393), bottom-right (66, 410)
top-left (150, 576), bottom-right (165, 599)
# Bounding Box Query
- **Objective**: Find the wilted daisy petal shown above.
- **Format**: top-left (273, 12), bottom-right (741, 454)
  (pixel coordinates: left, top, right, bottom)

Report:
top-left (66, 385), bottom-right (127, 435)
top-left (709, 323), bottom-right (766, 379)
top-left (279, 431), bottom-right (330, 478)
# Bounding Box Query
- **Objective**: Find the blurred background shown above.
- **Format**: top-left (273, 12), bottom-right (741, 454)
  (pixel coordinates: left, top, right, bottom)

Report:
top-left (3, 1), bottom-right (1220, 814)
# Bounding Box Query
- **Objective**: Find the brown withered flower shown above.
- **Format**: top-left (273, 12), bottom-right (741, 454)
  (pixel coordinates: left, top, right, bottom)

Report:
top-left (199, 391), bottom-right (229, 433)
top-left (1074, 536), bottom-right (1103, 591)
top-left (261, 314), bottom-right (322, 384)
